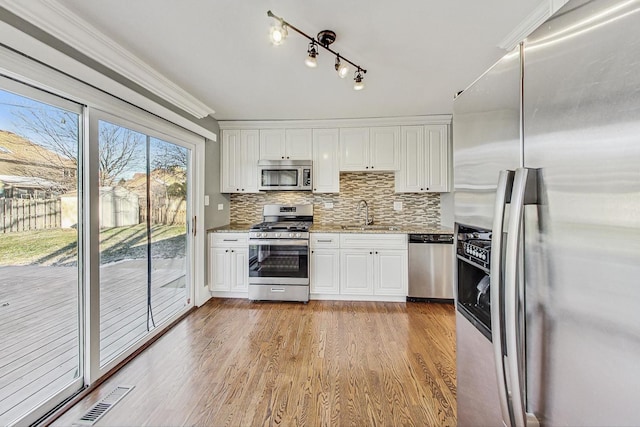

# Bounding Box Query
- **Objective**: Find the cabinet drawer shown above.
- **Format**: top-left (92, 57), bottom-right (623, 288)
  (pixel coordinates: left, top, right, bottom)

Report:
top-left (310, 233), bottom-right (340, 248)
top-left (210, 232), bottom-right (248, 247)
top-left (340, 233), bottom-right (407, 250)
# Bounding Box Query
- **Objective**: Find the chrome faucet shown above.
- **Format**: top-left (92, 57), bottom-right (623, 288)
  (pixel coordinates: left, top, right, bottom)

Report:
top-left (357, 200), bottom-right (373, 226)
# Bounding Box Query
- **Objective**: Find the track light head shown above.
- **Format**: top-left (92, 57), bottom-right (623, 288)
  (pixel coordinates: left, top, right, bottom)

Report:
top-left (353, 69), bottom-right (365, 90)
top-left (305, 42), bottom-right (318, 68)
top-left (335, 56), bottom-right (349, 78)
top-left (269, 22), bottom-right (288, 45)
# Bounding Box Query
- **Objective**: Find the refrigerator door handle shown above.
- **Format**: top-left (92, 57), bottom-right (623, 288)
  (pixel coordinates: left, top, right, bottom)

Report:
top-left (490, 169), bottom-right (515, 427)
top-left (504, 167), bottom-right (539, 427)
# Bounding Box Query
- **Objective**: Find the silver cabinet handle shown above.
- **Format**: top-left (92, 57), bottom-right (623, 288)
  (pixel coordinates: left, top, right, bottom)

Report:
top-left (490, 169), bottom-right (514, 427)
top-left (317, 239), bottom-right (333, 243)
top-left (504, 167), bottom-right (539, 427)
top-left (223, 239), bottom-right (238, 242)
top-left (270, 288), bottom-right (285, 293)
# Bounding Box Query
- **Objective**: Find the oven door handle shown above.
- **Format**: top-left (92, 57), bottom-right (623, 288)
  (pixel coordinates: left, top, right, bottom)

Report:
top-left (490, 169), bottom-right (514, 427)
top-left (249, 239), bottom-right (309, 246)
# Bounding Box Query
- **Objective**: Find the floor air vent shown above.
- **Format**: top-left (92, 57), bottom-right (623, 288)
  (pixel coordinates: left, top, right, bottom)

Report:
top-left (74, 385), bottom-right (135, 426)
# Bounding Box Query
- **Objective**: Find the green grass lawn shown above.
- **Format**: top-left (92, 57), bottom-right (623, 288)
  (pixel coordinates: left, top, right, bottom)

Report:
top-left (0, 224), bottom-right (186, 266)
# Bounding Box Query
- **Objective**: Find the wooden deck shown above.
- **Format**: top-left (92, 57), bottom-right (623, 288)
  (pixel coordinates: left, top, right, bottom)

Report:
top-left (53, 299), bottom-right (457, 426)
top-left (0, 260), bottom-right (187, 425)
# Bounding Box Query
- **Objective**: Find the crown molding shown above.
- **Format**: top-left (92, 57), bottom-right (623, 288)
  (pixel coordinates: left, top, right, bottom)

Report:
top-left (0, 0), bottom-right (216, 119)
top-left (218, 115), bottom-right (452, 130)
top-left (0, 21), bottom-right (217, 142)
top-left (498, 1), bottom-right (553, 51)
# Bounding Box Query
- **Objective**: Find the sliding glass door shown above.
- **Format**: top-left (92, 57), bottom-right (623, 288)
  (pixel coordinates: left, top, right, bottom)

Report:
top-left (96, 115), bottom-right (190, 368)
top-left (0, 81), bottom-right (83, 425)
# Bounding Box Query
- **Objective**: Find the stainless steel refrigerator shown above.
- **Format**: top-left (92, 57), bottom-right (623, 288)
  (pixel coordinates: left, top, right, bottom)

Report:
top-left (453, 0), bottom-right (640, 425)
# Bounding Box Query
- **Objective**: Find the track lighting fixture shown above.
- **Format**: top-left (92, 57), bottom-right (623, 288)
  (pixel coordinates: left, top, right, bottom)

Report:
top-left (267, 10), bottom-right (367, 89)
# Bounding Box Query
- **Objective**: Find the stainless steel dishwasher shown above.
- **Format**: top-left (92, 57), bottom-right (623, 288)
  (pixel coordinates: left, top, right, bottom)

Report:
top-left (407, 233), bottom-right (454, 302)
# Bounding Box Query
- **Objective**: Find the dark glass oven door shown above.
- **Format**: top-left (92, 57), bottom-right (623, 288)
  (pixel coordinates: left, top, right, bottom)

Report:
top-left (249, 240), bottom-right (309, 285)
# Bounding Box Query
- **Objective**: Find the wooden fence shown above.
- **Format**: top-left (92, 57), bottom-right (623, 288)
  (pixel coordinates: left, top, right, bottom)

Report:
top-left (0, 196), bottom-right (185, 233)
top-left (0, 198), bottom-right (61, 233)
top-left (139, 198), bottom-right (187, 226)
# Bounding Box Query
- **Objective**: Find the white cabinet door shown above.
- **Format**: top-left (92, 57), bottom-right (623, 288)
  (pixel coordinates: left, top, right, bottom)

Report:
top-left (369, 126), bottom-right (400, 171)
top-left (424, 125), bottom-right (449, 192)
top-left (285, 129), bottom-right (313, 160)
top-left (221, 130), bottom-right (259, 193)
top-left (310, 248), bottom-right (340, 294)
top-left (396, 126), bottom-right (424, 192)
top-left (340, 249), bottom-right (374, 295)
top-left (259, 129), bottom-right (286, 160)
top-left (210, 247), bottom-right (230, 291)
top-left (339, 128), bottom-right (369, 171)
top-left (312, 128), bottom-right (340, 193)
top-left (239, 130), bottom-right (259, 193)
top-left (221, 130), bottom-right (239, 193)
top-left (230, 248), bottom-right (248, 291)
top-left (374, 249), bottom-right (407, 296)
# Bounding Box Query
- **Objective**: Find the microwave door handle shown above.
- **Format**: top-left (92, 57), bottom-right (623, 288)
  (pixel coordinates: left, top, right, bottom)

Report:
top-left (504, 167), bottom-right (540, 427)
top-left (490, 169), bottom-right (515, 427)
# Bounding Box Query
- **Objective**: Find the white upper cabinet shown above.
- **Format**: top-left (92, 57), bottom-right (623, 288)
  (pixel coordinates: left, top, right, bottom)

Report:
top-left (221, 130), bottom-right (259, 193)
top-left (259, 128), bottom-right (312, 160)
top-left (312, 128), bottom-right (340, 193)
top-left (395, 124), bottom-right (450, 193)
top-left (340, 127), bottom-right (399, 171)
top-left (339, 127), bottom-right (369, 171)
top-left (285, 129), bottom-right (313, 160)
top-left (369, 127), bottom-right (400, 171)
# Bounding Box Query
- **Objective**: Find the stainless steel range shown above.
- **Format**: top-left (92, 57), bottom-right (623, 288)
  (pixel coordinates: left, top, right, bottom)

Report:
top-left (248, 204), bottom-right (313, 302)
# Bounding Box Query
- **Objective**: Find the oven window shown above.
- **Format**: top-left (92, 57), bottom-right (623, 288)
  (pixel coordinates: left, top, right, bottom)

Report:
top-left (457, 258), bottom-right (492, 336)
top-left (261, 169), bottom-right (298, 187)
top-left (249, 243), bottom-right (308, 279)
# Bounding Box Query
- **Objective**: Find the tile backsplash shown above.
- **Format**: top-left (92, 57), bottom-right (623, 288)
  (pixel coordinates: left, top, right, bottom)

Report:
top-left (230, 172), bottom-right (441, 227)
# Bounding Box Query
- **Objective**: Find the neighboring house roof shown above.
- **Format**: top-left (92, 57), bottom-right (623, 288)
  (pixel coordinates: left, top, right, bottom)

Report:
top-left (0, 174), bottom-right (59, 189)
top-left (0, 130), bottom-right (75, 176)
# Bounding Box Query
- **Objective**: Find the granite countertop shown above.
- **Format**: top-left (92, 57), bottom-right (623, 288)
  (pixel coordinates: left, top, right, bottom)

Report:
top-left (208, 223), bottom-right (453, 235)
top-left (207, 223), bottom-right (253, 233)
top-left (310, 224), bottom-right (454, 235)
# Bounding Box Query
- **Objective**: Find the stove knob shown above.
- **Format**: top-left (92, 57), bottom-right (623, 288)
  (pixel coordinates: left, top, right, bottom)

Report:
top-left (295, 232), bottom-right (301, 238)
top-left (289, 233), bottom-right (294, 238)
top-left (275, 232), bottom-right (281, 238)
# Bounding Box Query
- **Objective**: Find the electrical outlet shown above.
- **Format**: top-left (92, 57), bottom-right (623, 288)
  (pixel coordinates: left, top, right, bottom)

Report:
top-left (324, 202), bottom-right (334, 209)
top-left (394, 201), bottom-right (403, 211)
top-left (204, 195), bottom-right (210, 206)
top-left (217, 203), bottom-right (224, 211)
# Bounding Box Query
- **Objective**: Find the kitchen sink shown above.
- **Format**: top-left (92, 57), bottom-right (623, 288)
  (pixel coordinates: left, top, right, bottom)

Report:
top-left (341, 224), bottom-right (401, 231)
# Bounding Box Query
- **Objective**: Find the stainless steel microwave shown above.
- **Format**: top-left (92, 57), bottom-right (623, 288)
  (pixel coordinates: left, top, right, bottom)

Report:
top-left (258, 160), bottom-right (312, 191)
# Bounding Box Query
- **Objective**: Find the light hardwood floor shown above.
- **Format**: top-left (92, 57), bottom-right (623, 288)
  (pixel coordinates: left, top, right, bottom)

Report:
top-left (52, 299), bottom-right (457, 426)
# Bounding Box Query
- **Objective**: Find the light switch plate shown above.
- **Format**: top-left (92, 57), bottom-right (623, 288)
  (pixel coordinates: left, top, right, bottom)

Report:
top-left (204, 195), bottom-right (210, 206)
top-left (217, 203), bottom-right (224, 211)
top-left (324, 202), bottom-right (334, 209)
top-left (394, 201), bottom-right (402, 211)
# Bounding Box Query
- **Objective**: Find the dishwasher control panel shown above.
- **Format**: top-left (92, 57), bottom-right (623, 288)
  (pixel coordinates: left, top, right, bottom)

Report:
top-left (409, 234), bottom-right (454, 244)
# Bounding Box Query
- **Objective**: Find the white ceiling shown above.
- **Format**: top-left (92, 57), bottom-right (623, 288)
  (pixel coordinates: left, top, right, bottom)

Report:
top-left (56, 0), bottom-right (544, 121)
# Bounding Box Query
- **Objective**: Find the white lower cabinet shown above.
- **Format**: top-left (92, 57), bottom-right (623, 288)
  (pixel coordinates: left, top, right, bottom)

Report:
top-left (209, 232), bottom-right (248, 295)
top-left (340, 249), bottom-right (375, 295)
top-left (310, 232), bottom-right (408, 301)
top-left (310, 233), bottom-right (340, 295)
